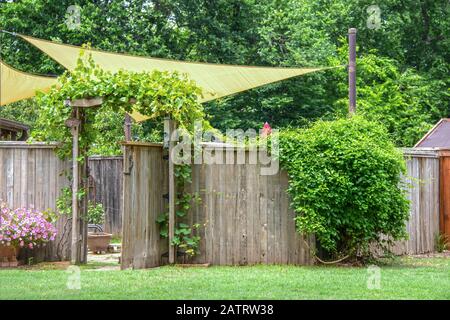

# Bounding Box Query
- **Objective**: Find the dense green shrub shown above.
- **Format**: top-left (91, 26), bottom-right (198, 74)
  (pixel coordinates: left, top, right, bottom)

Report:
top-left (279, 116), bottom-right (410, 258)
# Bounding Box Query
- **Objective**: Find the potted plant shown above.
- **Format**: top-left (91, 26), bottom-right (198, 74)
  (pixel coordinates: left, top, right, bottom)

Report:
top-left (87, 201), bottom-right (112, 254)
top-left (0, 202), bottom-right (58, 267)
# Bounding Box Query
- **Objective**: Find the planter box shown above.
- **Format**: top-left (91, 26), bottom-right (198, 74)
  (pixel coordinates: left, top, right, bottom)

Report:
top-left (0, 245), bottom-right (19, 268)
top-left (87, 232), bottom-right (112, 254)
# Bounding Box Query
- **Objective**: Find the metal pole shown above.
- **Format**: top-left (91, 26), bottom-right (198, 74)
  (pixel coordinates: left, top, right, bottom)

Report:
top-left (348, 28), bottom-right (357, 114)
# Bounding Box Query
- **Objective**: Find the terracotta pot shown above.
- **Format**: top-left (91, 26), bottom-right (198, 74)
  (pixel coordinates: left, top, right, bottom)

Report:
top-left (87, 232), bottom-right (112, 254)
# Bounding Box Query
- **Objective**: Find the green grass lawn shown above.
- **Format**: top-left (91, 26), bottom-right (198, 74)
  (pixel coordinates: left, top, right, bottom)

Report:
top-left (0, 256), bottom-right (449, 300)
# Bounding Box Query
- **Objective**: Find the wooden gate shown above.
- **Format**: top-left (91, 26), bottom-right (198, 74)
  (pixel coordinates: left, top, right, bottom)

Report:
top-left (121, 142), bottom-right (168, 269)
top-left (88, 156), bottom-right (123, 236)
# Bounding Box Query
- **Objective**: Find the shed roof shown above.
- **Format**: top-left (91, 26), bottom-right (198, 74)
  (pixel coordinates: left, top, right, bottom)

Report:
top-left (415, 119), bottom-right (450, 148)
top-left (0, 117), bottom-right (29, 132)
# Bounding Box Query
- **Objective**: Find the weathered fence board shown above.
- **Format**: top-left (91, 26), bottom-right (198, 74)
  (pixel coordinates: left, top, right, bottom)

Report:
top-left (122, 143), bottom-right (315, 268)
top-left (121, 143), bottom-right (168, 269)
top-left (392, 149), bottom-right (441, 254)
top-left (88, 156), bottom-right (123, 236)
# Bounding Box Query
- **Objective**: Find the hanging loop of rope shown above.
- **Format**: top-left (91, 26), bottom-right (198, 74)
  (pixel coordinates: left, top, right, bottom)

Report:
top-left (301, 236), bottom-right (351, 265)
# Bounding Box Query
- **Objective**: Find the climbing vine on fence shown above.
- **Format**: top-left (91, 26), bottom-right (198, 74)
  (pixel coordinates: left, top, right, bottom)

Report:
top-left (157, 165), bottom-right (202, 258)
top-left (32, 50), bottom-right (210, 159)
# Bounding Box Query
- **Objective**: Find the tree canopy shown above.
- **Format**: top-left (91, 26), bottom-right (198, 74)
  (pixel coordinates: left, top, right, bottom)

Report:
top-left (1, 0), bottom-right (449, 150)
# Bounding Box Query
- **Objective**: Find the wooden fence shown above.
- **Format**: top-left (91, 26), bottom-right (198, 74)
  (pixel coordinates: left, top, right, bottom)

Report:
top-left (440, 150), bottom-right (450, 242)
top-left (0, 142), bottom-right (123, 261)
top-left (391, 148), bottom-right (441, 254)
top-left (88, 156), bottom-right (123, 236)
top-left (121, 144), bottom-right (445, 269)
top-left (187, 158), bottom-right (314, 266)
top-left (0, 142), bottom-right (71, 261)
top-left (1, 142), bottom-right (445, 265)
top-left (121, 142), bottom-right (315, 269)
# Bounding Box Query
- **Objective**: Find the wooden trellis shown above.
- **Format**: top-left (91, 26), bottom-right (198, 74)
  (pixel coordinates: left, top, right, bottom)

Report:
top-left (64, 96), bottom-right (160, 264)
top-left (65, 97), bottom-right (103, 264)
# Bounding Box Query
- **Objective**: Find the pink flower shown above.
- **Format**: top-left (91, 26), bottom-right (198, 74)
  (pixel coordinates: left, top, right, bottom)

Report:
top-left (261, 122), bottom-right (272, 137)
top-left (0, 202), bottom-right (57, 249)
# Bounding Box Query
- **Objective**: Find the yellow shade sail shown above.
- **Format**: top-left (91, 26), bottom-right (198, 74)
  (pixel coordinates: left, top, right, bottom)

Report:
top-left (20, 34), bottom-right (330, 122)
top-left (0, 60), bottom-right (57, 106)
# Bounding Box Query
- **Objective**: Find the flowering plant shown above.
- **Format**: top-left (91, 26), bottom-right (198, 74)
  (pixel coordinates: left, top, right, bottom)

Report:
top-left (0, 202), bottom-right (57, 249)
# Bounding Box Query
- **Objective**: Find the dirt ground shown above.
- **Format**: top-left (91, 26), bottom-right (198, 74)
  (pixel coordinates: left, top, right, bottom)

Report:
top-left (12, 250), bottom-right (449, 271)
top-left (14, 252), bottom-right (121, 270)
top-left (87, 252), bottom-right (121, 270)
top-left (411, 250), bottom-right (450, 258)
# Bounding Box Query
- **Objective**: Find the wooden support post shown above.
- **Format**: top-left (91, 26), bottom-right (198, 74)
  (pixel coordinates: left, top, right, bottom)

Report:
top-left (79, 109), bottom-right (88, 264)
top-left (65, 106), bottom-right (81, 265)
top-left (65, 97), bottom-right (103, 265)
top-left (124, 114), bottom-right (132, 141)
top-left (348, 28), bottom-right (357, 114)
top-left (164, 118), bottom-right (177, 264)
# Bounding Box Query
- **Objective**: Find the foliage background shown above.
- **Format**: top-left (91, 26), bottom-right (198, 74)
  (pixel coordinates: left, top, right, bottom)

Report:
top-left (1, 0), bottom-right (449, 152)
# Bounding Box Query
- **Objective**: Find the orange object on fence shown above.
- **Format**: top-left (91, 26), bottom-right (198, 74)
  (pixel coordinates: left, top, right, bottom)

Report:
top-left (440, 150), bottom-right (450, 242)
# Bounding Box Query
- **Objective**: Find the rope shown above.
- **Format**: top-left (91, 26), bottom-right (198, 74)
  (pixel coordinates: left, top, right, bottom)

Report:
top-left (302, 236), bottom-right (351, 265)
top-left (0, 30), bottom-right (17, 36)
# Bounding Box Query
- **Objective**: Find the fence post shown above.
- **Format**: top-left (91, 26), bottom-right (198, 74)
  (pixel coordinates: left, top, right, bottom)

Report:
top-left (65, 97), bottom-right (103, 264)
top-left (80, 109), bottom-right (89, 264)
top-left (348, 28), bottom-right (357, 114)
top-left (165, 118), bottom-right (177, 264)
top-left (124, 114), bottom-right (132, 141)
top-left (65, 104), bottom-right (81, 264)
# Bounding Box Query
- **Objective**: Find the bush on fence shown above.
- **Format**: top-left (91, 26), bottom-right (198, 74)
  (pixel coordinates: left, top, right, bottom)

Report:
top-left (279, 116), bottom-right (410, 260)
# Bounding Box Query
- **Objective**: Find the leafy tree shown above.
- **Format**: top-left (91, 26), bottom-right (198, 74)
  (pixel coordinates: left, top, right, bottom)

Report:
top-left (330, 46), bottom-right (450, 146)
top-left (1, 0), bottom-right (449, 150)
